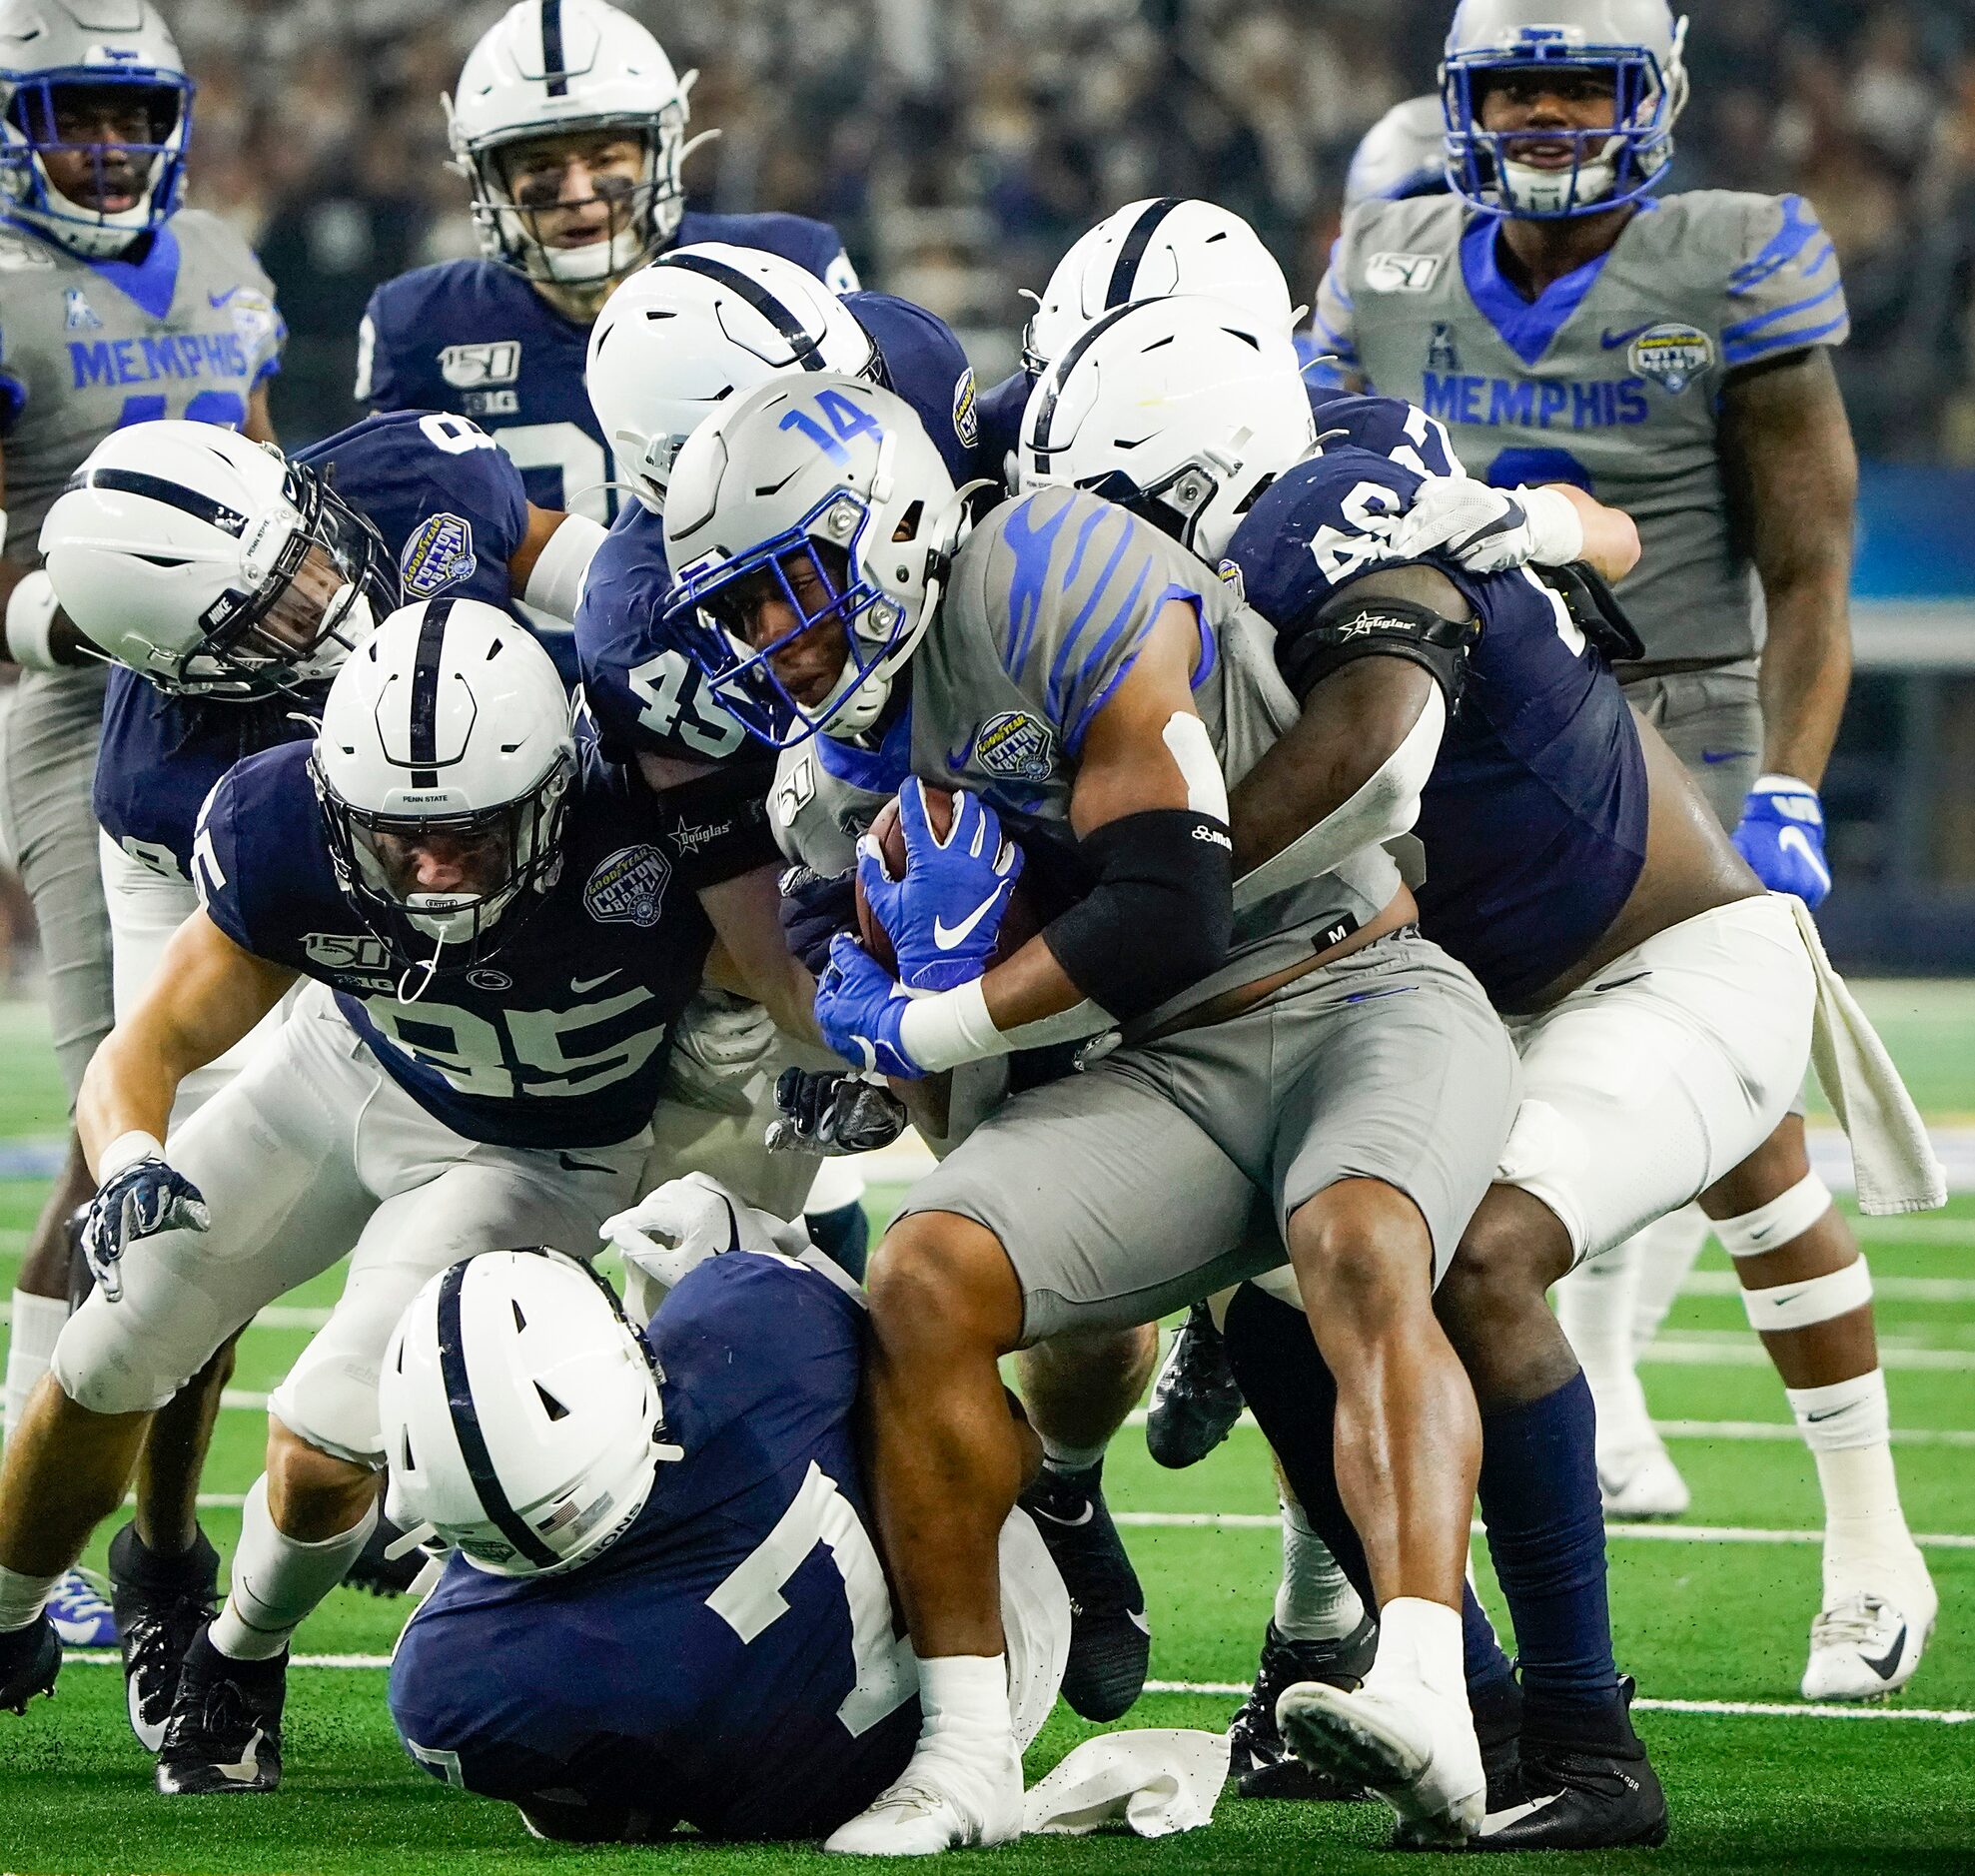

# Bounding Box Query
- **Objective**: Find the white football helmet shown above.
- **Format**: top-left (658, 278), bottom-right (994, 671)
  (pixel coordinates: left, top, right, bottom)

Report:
top-left (586, 243), bottom-right (877, 512)
top-left (1017, 296), bottom-right (1315, 566)
top-left (311, 596), bottom-right (575, 973)
top-left (1022, 197), bottom-right (1295, 376)
top-left (0, 0), bottom-right (191, 258)
top-left (1345, 96), bottom-right (1450, 209)
top-left (42, 420), bottom-right (392, 696)
top-left (1442, 0), bottom-right (1688, 218)
top-left (447, 0), bottom-right (696, 287)
top-left (661, 375), bottom-right (968, 747)
top-left (381, 1249), bottom-right (679, 1578)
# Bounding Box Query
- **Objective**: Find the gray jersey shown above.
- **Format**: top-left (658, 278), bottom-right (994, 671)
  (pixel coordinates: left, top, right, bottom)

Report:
top-left (0, 211), bottom-right (282, 560)
top-left (1314, 191), bottom-right (1848, 664)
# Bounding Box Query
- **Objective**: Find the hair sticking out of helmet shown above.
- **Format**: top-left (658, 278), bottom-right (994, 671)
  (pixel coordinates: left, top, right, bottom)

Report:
top-left (1440, 0), bottom-right (1689, 220)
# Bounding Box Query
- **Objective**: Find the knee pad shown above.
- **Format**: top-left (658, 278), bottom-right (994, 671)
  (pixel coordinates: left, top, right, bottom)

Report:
top-left (1741, 1258), bottom-right (1873, 1334)
top-left (1712, 1171), bottom-right (1833, 1259)
top-left (49, 1295), bottom-right (183, 1416)
top-left (267, 1347), bottom-right (387, 1470)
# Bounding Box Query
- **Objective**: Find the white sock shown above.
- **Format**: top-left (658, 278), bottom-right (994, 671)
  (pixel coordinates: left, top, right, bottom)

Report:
top-left (3, 1291), bottom-right (67, 1451)
top-left (1274, 1497), bottom-right (1366, 1641)
top-left (915, 1651), bottom-right (1013, 1754)
top-left (1785, 1372), bottom-right (1917, 1585)
top-left (1629, 1205), bottom-right (1712, 1356)
top-left (1039, 1437), bottom-right (1107, 1475)
top-left (1364, 1596), bottom-right (1467, 1703)
top-left (0, 1565), bottom-right (60, 1633)
top-left (1553, 1246), bottom-right (1657, 1453)
top-left (208, 1474), bottom-right (377, 1662)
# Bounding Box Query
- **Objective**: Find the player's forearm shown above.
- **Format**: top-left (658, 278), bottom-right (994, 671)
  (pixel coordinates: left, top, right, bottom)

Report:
top-left (77, 1024), bottom-right (189, 1176)
top-left (699, 870), bottom-right (825, 1049)
top-left (1547, 484), bottom-right (1641, 582)
top-left (0, 555), bottom-right (94, 669)
top-left (1757, 577), bottom-right (1852, 786)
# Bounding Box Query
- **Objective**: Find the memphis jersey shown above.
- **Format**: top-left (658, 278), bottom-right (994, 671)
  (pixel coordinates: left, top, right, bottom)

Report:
top-left (0, 212), bottom-right (281, 561)
top-left (390, 1250), bottom-right (918, 1840)
top-left (1314, 192), bottom-right (1849, 663)
top-left (95, 411), bottom-right (532, 882)
top-left (577, 291), bottom-right (983, 769)
top-left (359, 211), bottom-right (854, 523)
top-left (193, 740), bottom-right (714, 1149)
top-left (1228, 446), bottom-right (1648, 1012)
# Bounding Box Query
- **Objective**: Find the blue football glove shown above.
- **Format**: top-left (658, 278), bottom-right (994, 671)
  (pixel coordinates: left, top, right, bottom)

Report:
top-left (857, 779), bottom-right (1024, 993)
top-left (1731, 774), bottom-right (1831, 909)
top-left (778, 864), bottom-right (857, 977)
top-left (814, 933), bottom-right (927, 1080)
top-left (81, 1150), bottom-right (209, 1303)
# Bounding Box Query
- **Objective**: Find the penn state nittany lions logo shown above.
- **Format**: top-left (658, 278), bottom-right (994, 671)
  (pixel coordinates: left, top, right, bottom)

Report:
top-left (584, 844), bottom-right (671, 928)
top-left (400, 513), bottom-right (478, 597)
top-left (972, 710), bottom-right (1056, 783)
top-left (952, 368), bottom-right (980, 450)
top-left (1629, 324), bottom-right (1715, 396)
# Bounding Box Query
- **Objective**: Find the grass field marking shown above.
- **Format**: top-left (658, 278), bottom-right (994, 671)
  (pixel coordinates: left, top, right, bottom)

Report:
top-left (1852, 1217), bottom-right (1975, 1244)
top-left (1110, 1511), bottom-right (1975, 1549)
top-left (1644, 1336), bottom-right (1974, 1370)
top-left (1679, 1272), bottom-right (1975, 1304)
top-left (1656, 1417), bottom-right (1975, 1447)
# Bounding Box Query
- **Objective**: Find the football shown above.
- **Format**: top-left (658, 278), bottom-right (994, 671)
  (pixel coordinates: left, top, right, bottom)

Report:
top-left (854, 784), bottom-right (1042, 975)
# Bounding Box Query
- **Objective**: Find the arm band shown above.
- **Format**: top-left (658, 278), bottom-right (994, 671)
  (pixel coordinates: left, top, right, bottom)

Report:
top-left (648, 759), bottom-right (781, 889)
top-left (520, 513), bottom-right (608, 622)
top-left (1041, 808), bottom-right (1234, 1023)
top-left (1537, 561), bottom-right (1645, 664)
top-left (1275, 590), bottom-right (1478, 710)
top-left (4, 568), bottom-right (61, 671)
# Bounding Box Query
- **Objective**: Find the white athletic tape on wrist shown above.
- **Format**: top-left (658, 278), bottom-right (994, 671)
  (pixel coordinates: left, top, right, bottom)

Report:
top-left (1740, 1257), bottom-right (1873, 1333)
top-left (520, 512), bottom-right (608, 622)
top-left (4, 568), bottom-right (61, 671)
top-left (1519, 483), bottom-right (1585, 566)
top-left (97, 1130), bottom-right (165, 1183)
top-left (1712, 1170), bottom-right (1833, 1258)
top-left (897, 975), bottom-right (1010, 1073)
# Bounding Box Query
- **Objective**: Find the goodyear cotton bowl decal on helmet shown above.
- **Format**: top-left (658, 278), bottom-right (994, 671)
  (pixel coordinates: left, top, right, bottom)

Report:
top-left (972, 710), bottom-right (1056, 782)
top-left (1629, 324), bottom-right (1715, 396)
top-left (952, 368), bottom-right (980, 450)
top-left (584, 844), bottom-right (672, 928)
top-left (400, 513), bottom-right (479, 597)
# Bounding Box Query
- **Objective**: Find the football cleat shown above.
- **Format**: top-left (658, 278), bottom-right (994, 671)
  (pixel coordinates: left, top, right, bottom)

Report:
top-left (1479, 1683), bottom-right (1667, 1852)
top-left (1802, 1557), bottom-right (1937, 1702)
top-left (1597, 1434), bottom-right (1690, 1521)
top-left (1227, 1616), bottom-right (1378, 1800)
top-left (44, 1568), bottom-right (118, 1648)
top-left (1277, 1679), bottom-right (1484, 1849)
top-left (155, 1628), bottom-right (285, 1794)
top-left (1019, 1461), bottom-right (1150, 1721)
top-left (1145, 1302), bottom-right (1248, 1468)
top-left (109, 1521), bottom-right (220, 1752)
top-left (822, 1738), bottom-right (1024, 1855)
top-left (0, 1614), bottom-right (60, 1714)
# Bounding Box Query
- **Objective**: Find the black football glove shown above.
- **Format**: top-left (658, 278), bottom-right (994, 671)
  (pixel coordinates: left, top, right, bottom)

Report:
top-left (766, 1066), bottom-right (908, 1156)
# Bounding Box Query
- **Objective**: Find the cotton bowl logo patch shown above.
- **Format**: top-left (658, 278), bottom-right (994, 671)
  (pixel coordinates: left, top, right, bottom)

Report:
top-left (972, 710), bottom-right (1055, 783)
top-left (1629, 324), bottom-right (1714, 396)
top-left (1215, 557), bottom-right (1247, 604)
top-left (400, 512), bottom-right (477, 597)
top-left (952, 368), bottom-right (980, 450)
top-left (585, 844), bottom-right (671, 928)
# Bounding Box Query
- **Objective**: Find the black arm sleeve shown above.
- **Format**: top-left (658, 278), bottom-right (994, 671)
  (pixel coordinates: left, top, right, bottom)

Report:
top-left (1040, 808), bottom-right (1234, 1023)
top-left (647, 760), bottom-right (780, 890)
top-left (1274, 590), bottom-right (1480, 709)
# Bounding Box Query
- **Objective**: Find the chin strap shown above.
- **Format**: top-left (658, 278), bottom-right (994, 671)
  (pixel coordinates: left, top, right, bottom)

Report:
top-left (397, 928), bottom-right (448, 1006)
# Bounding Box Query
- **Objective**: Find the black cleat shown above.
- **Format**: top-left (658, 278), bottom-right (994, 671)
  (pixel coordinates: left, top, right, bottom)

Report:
top-left (1020, 1461), bottom-right (1150, 1721)
top-left (1145, 1303), bottom-right (1247, 1469)
top-left (108, 1521), bottom-right (220, 1753)
top-left (342, 1509), bottom-right (426, 1598)
top-left (1479, 1680), bottom-right (1667, 1851)
top-left (0, 1614), bottom-right (60, 1713)
top-left (1227, 1616), bottom-right (1378, 1800)
top-left (155, 1627), bottom-right (285, 1794)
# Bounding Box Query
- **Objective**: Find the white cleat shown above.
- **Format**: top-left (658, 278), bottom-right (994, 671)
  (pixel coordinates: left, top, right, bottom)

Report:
top-left (1802, 1557), bottom-right (1938, 1702)
top-left (1277, 1678), bottom-right (1484, 1849)
top-left (1597, 1436), bottom-right (1690, 1520)
top-left (823, 1741), bottom-right (1024, 1856)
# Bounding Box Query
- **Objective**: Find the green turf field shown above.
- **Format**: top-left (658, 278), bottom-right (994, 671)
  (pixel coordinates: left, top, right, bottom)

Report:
top-left (0, 992), bottom-right (1970, 1875)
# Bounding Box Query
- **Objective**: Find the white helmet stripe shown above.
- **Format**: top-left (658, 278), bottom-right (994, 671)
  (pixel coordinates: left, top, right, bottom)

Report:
top-left (539, 0), bottom-right (569, 98)
top-left (1105, 195), bottom-right (1183, 308)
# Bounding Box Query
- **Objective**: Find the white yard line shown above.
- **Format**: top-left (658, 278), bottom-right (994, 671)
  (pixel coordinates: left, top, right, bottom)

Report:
top-left (1118, 1408), bottom-right (1975, 1447)
top-left (1643, 1337), bottom-right (1974, 1370)
top-left (1111, 1511), bottom-right (1975, 1549)
top-left (1680, 1271), bottom-right (1975, 1304)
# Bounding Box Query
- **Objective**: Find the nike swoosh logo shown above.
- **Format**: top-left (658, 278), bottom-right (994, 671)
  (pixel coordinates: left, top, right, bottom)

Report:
top-left (1804, 1407), bottom-right (1845, 1421)
top-left (1028, 1499), bottom-right (1095, 1529)
top-left (572, 969), bottom-right (620, 993)
top-left (208, 288), bottom-right (240, 309)
top-left (213, 1726), bottom-right (267, 1784)
top-left (1600, 324), bottom-right (1653, 351)
top-left (1701, 749), bottom-right (1755, 765)
top-left (1592, 970), bottom-right (1651, 993)
top-left (1482, 1789), bottom-right (1566, 1834)
top-left (933, 885), bottom-right (1008, 952)
top-left (1127, 1608), bottom-right (1152, 1635)
top-left (557, 1153), bottom-right (615, 1176)
top-left (1860, 1623), bottom-right (1907, 1680)
top-left (1777, 825), bottom-right (1831, 889)
top-left (720, 1196), bottom-right (741, 1256)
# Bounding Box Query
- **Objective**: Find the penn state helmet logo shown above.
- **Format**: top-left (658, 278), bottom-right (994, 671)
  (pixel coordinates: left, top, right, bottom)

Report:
top-left (971, 710), bottom-right (1056, 783)
top-left (584, 844), bottom-right (672, 928)
top-left (400, 513), bottom-right (478, 597)
top-left (1629, 324), bottom-right (1715, 396)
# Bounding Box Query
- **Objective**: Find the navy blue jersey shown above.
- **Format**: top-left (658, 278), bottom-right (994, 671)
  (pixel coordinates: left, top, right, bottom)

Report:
top-left (360, 211), bottom-right (852, 525)
top-left (193, 740), bottom-right (715, 1148)
top-left (1227, 446), bottom-right (1648, 1011)
top-left (390, 1250), bottom-right (917, 1841)
top-left (95, 410), bottom-right (532, 880)
top-left (851, 292), bottom-right (982, 483)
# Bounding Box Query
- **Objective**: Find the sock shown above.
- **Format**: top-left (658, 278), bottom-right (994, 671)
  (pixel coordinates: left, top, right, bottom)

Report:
top-left (1629, 1205), bottom-right (1711, 1357)
top-left (0, 1565), bottom-right (60, 1633)
top-left (1462, 1577), bottom-right (1519, 1732)
top-left (108, 1519), bottom-right (221, 1594)
top-left (803, 1200), bottom-right (870, 1285)
top-left (916, 1651), bottom-right (1012, 1753)
top-left (1039, 1438), bottom-right (1107, 1476)
top-left (1364, 1596), bottom-right (1466, 1702)
top-left (4, 1291), bottom-right (67, 1449)
top-left (1552, 1247), bottom-right (1657, 1455)
top-left (1786, 1372), bottom-right (1916, 1581)
top-left (208, 1475), bottom-right (377, 1662)
top-left (1477, 1373), bottom-right (1623, 1729)
top-left (1274, 1496), bottom-right (1366, 1641)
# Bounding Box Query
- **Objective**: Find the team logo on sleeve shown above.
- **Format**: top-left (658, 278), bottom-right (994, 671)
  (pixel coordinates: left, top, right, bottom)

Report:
top-left (439, 341), bottom-right (521, 388)
top-left (63, 288), bottom-right (102, 332)
top-left (226, 287), bottom-right (281, 355)
top-left (400, 513), bottom-right (478, 597)
top-left (1628, 324), bottom-right (1715, 396)
top-left (0, 232), bottom-right (54, 270)
top-left (1365, 252), bottom-right (1445, 294)
top-left (952, 368), bottom-right (980, 450)
top-left (584, 844), bottom-right (672, 927)
top-left (1215, 558), bottom-right (1247, 603)
top-left (971, 710), bottom-right (1056, 783)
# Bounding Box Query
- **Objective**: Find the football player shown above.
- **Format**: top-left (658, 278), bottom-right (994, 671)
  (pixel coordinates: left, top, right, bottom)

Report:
top-left (0, 599), bottom-right (818, 1792)
top-left (383, 1178), bottom-right (1068, 1844)
top-left (0, 0), bottom-right (283, 1649)
top-left (658, 375), bottom-right (1519, 1851)
top-left (1316, 0), bottom-right (1933, 1704)
top-left (359, 0), bottom-right (856, 540)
